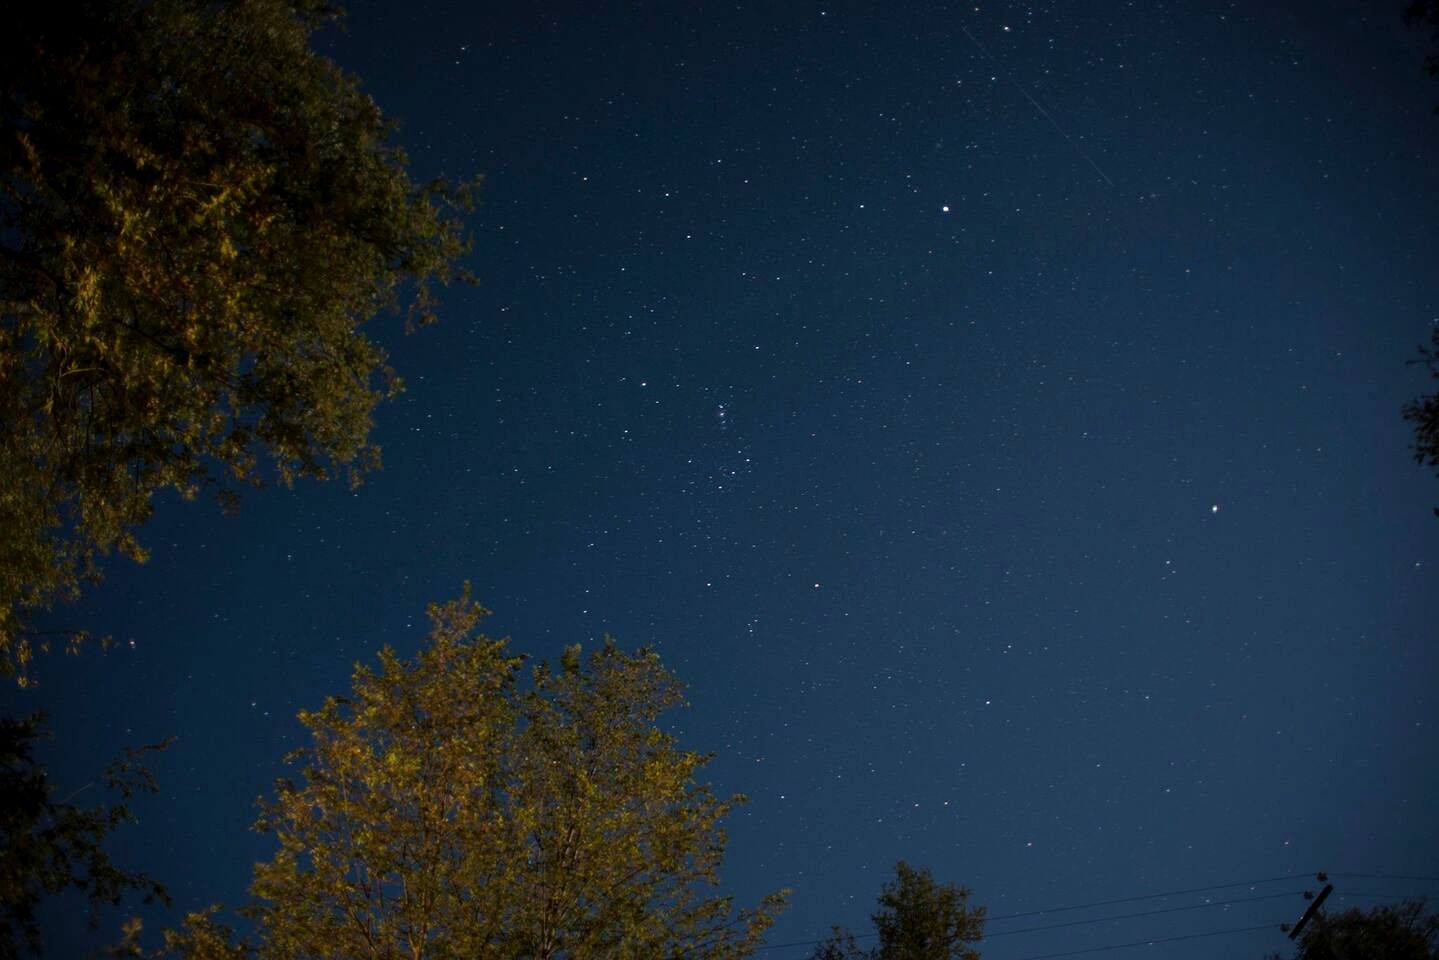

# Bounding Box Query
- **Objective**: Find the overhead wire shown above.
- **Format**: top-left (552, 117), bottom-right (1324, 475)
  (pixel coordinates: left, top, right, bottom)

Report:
top-left (760, 870), bottom-right (1438, 957)
top-left (767, 919), bottom-right (1288, 960)
top-left (756, 873), bottom-right (1314, 954)
top-left (1336, 890), bottom-right (1439, 899)
top-left (1330, 872), bottom-right (1439, 884)
top-left (1009, 890), bottom-right (1434, 960)
top-left (1004, 922), bottom-right (1286, 960)
top-left (984, 890), bottom-right (1305, 939)
top-left (986, 872), bottom-right (1313, 921)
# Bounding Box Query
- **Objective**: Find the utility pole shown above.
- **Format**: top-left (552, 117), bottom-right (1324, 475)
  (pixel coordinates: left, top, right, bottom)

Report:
top-left (1281, 873), bottom-right (1349, 960)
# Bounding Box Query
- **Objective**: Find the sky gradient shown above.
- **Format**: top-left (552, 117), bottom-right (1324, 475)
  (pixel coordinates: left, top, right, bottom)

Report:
top-left (16, 1), bottom-right (1439, 958)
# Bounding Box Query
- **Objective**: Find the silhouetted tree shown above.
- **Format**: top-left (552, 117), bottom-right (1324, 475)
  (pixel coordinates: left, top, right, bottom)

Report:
top-left (810, 926), bottom-right (865, 960)
top-left (1403, 331), bottom-right (1439, 511)
top-left (1403, 3), bottom-right (1439, 510)
top-left (0, 0), bottom-right (478, 680)
top-left (1268, 898), bottom-right (1439, 960)
top-left (0, 714), bottom-right (170, 957)
top-left (811, 861), bottom-right (985, 960)
top-left (1406, 1), bottom-right (1439, 86)
top-left (153, 589), bottom-right (785, 959)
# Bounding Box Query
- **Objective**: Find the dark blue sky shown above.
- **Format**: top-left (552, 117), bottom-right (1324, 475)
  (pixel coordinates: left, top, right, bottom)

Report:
top-left (17, 1), bottom-right (1439, 957)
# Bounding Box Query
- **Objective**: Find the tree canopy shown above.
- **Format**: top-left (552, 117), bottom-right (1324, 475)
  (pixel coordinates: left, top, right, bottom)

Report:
top-left (1276, 898), bottom-right (1439, 960)
top-left (810, 862), bottom-right (985, 960)
top-left (0, 0), bottom-right (477, 680)
top-left (161, 589), bottom-right (784, 959)
top-left (1403, 330), bottom-right (1439, 510)
top-left (0, 714), bottom-right (170, 958)
top-left (1406, 1), bottom-right (1439, 87)
top-left (1403, 2), bottom-right (1439, 509)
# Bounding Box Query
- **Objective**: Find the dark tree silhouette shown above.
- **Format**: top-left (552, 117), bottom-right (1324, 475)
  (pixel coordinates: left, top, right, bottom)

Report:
top-left (1406, 1), bottom-right (1439, 85)
top-left (1404, 331), bottom-right (1439, 510)
top-left (810, 862), bottom-right (985, 960)
top-left (1268, 898), bottom-right (1439, 960)
top-left (0, 0), bottom-right (478, 679)
top-left (0, 714), bottom-right (170, 957)
top-left (1402, 3), bottom-right (1439, 509)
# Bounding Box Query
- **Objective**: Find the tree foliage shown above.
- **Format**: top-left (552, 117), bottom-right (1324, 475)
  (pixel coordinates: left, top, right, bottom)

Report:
top-left (1273, 898), bottom-right (1439, 960)
top-left (0, 713), bottom-right (170, 958)
top-left (170, 589), bottom-right (784, 959)
top-left (1403, 329), bottom-right (1439, 511)
top-left (1407, 1), bottom-right (1439, 87)
top-left (0, 0), bottom-right (477, 680)
top-left (811, 862), bottom-right (985, 960)
top-left (810, 926), bottom-right (864, 960)
top-left (1403, 2), bottom-right (1439, 509)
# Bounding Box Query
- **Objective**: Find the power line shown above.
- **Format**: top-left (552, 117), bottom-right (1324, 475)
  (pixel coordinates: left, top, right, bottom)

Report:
top-left (1005, 921), bottom-right (1284, 960)
top-left (986, 890), bottom-right (1304, 939)
top-left (769, 919), bottom-right (1287, 960)
top-left (763, 895), bottom-right (1297, 957)
top-left (1336, 890), bottom-right (1439, 899)
top-left (987, 873), bottom-right (1313, 922)
top-left (761, 871), bottom-right (1432, 958)
top-left (757, 873), bottom-right (1312, 953)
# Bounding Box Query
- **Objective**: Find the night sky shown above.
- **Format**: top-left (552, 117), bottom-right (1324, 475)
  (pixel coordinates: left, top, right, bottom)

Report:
top-left (17, 1), bottom-right (1439, 958)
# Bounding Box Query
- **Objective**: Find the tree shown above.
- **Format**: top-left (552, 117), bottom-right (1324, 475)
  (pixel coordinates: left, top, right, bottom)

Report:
top-left (0, 0), bottom-right (477, 680)
top-left (0, 713), bottom-right (170, 958)
top-left (177, 589), bottom-right (784, 959)
top-left (810, 926), bottom-right (864, 960)
top-left (810, 862), bottom-right (985, 960)
top-left (1271, 898), bottom-right (1439, 960)
top-left (1403, 3), bottom-right (1439, 510)
top-left (1406, 1), bottom-right (1439, 89)
top-left (1403, 330), bottom-right (1439, 512)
